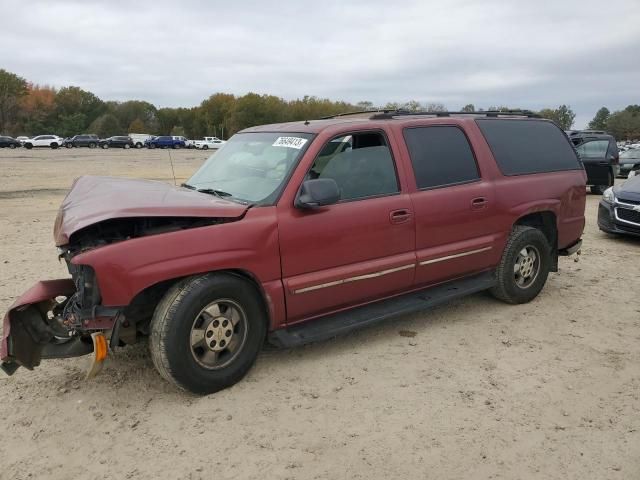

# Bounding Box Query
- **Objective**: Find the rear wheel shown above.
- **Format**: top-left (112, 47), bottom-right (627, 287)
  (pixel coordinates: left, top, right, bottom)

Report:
top-left (25, 143), bottom-right (33, 149)
top-left (202, 145), bottom-right (209, 150)
top-left (66, 143), bottom-right (73, 148)
top-left (124, 143), bottom-right (130, 149)
top-left (135, 143), bottom-right (143, 149)
top-left (102, 143), bottom-right (109, 149)
top-left (490, 226), bottom-right (551, 304)
top-left (149, 144), bottom-right (156, 149)
top-left (590, 171), bottom-right (612, 195)
top-left (150, 273), bottom-right (266, 395)
top-left (9, 144), bottom-right (16, 149)
top-left (50, 143), bottom-right (58, 149)
top-left (88, 142), bottom-right (96, 149)
top-left (173, 144), bottom-right (181, 149)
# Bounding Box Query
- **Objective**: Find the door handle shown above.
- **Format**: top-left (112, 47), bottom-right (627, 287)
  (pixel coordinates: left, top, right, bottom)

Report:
top-left (471, 197), bottom-right (488, 210)
top-left (390, 209), bottom-right (412, 224)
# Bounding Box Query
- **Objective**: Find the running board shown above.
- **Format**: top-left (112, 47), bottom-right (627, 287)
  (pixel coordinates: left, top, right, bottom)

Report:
top-left (269, 271), bottom-right (496, 348)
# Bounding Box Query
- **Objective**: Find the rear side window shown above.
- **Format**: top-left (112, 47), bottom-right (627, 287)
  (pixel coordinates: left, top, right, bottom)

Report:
top-left (476, 119), bottom-right (581, 175)
top-left (575, 140), bottom-right (609, 158)
top-left (403, 126), bottom-right (479, 189)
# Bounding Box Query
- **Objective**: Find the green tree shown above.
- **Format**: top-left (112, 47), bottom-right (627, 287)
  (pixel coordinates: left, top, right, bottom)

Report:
top-left (538, 105), bottom-right (576, 130)
top-left (88, 113), bottom-right (122, 137)
top-left (424, 102), bottom-right (446, 112)
top-left (53, 86), bottom-right (105, 133)
top-left (588, 107), bottom-right (610, 130)
top-left (402, 100), bottom-right (422, 112)
top-left (461, 104), bottom-right (475, 112)
top-left (606, 109), bottom-right (640, 140)
top-left (0, 69), bottom-right (28, 134)
top-left (110, 100), bottom-right (157, 132)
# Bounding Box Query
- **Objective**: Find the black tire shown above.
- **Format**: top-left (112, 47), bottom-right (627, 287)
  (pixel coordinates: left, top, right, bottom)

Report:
top-left (102, 143), bottom-right (109, 149)
top-left (590, 184), bottom-right (607, 195)
top-left (149, 144), bottom-right (156, 149)
top-left (50, 143), bottom-right (58, 149)
top-left (124, 143), bottom-right (130, 149)
top-left (490, 226), bottom-right (551, 304)
top-left (24, 143), bottom-right (33, 149)
top-left (173, 144), bottom-right (181, 149)
top-left (88, 142), bottom-right (96, 149)
top-left (202, 145), bottom-right (209, 150)
top-left (9, 144), bottom-right (16, 149)
top-left (150, 273), bottom-right (267, 395)
top-left (135, 143), bottom-right (143, 149)
top-left (66, 143), bottom-right (73, 148)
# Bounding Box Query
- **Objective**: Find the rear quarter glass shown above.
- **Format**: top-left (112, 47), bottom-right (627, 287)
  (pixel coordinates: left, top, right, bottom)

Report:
top-left (476, 119), bottom-right (582, 175)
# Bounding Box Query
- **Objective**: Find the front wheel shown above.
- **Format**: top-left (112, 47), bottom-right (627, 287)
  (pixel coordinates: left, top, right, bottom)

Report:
top-left (490, 226), bottom-right (551, 304)
top-left (173, 144), bottom-right (181, 149)
top-left (50, 143), bottom-right (58, 149)
top-left (24, 143), bottom-right (33, 149)
top-left (124, 143), bottom-right (130, 149)
top-left (150, 273), bottom-right (267, 395)
top-left (102, 143), bottom-right (109, 149)
top-left (9, 144), bottom-right (16, 149)
top-left (202, 145), bottom-right (209, 150)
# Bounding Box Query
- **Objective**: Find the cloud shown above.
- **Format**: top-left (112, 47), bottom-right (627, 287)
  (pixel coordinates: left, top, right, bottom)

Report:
top-left (2, 0), bottom-right (639, 127)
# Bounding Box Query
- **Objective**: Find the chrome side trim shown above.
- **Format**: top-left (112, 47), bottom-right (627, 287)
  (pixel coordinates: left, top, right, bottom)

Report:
top-left (419, 246), bottom-right (492, 266)
top-left (293, 264), bottom-right (415, 294)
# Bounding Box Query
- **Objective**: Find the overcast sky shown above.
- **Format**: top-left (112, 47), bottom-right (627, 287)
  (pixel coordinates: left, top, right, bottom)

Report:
top-left (2, 0), bottom-right (639, 128)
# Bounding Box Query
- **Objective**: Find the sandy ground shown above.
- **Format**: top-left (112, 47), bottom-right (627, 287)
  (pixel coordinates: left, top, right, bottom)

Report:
top-left (0, 148), bottom-right (638, 480)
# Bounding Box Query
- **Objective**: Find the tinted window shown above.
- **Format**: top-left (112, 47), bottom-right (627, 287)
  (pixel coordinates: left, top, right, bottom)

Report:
top-left (403, 126), bottom-right (479, 189)
top-left (575, 140), bottom-right (609, 158)
top-left (476, 119), bottom-right (582, 175)
top-left (308, 132), bottom-right (398, 201)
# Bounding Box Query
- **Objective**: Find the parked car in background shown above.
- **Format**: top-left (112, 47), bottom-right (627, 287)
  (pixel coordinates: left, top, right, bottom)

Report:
top-left (64, 134), bottom-right (100, 148)
top-left (618, 149), bottom-right (640, 178)
top-left (0, 111), bottom-right (586, 394)
top-left (15, 136), bottom-right (30, 145)
top-left (598, 176), bottom-right (640, 237)
top-left (0, 136), bottom-right (22, 148)
top-left (567, 131), bottom-right (619, 194)
top-left (129, 133), bottom-right (154, 149)
top-left (23, 135), bottom-right (64, 149)
top-left (146, 135), bottom-right (186, 149)
top-left (99, 136), bottom-right (134, 149)
top-left (193, 136), bottom-right (226, 150)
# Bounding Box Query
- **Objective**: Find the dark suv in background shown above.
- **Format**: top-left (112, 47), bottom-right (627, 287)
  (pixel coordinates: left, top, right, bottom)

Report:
top-left (99, 136), bottom-right (134, 149)
top-left (64, 134), bottom-right (99, 148)
top-left (567, 130), bottom-right (619, 194)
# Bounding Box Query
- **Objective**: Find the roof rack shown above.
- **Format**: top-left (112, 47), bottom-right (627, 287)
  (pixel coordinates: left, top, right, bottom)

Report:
top-left (321, 109), bottom-right (540, 120)
top-left (370, 109), bottom-right (540, 120)
top-left (568, 129), bottom-right (608, 135)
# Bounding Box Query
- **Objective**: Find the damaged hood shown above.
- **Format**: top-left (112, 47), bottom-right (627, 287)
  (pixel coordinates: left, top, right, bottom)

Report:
top-left (54, 176), bottom-right (249, 245)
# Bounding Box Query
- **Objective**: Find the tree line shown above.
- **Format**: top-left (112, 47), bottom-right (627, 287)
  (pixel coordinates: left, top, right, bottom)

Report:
top-left (1, 68), bottom-right (637, 139)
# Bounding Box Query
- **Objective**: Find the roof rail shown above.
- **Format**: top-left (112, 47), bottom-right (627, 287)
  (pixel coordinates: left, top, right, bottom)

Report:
top-left (370, 109), bottom-right (541, 120)
top-left (320, 109), bottom-right (393, 120)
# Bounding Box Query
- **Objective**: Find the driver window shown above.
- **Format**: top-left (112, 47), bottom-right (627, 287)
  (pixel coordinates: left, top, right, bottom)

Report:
top-left (307, 132), bottom-right (399, 201)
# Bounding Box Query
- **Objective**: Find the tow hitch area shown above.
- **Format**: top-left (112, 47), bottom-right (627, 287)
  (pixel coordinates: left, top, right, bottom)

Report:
top-left (1, 279), bottom-right (116, 377)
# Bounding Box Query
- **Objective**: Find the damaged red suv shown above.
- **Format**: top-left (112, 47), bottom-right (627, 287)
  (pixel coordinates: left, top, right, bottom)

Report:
top-left (1, 111), bottom-right (586, 394)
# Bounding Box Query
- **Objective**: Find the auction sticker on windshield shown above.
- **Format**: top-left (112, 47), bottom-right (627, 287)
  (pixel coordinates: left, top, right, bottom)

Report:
top-left (272, 137), bottom-right (308, 149)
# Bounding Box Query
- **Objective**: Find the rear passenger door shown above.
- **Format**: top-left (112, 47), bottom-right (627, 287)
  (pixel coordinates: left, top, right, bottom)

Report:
top-left (575, 139), bottom-right (613, 186)
top-left (403, 125), bottom-right (499, 287)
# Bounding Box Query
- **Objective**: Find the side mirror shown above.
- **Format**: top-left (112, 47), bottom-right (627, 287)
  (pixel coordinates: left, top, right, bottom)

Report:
top-left (295, 178), bottom-right (340, 209)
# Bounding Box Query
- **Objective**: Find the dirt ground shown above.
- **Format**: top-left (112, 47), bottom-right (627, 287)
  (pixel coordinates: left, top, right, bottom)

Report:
top-left (0, 148), bottom-right (638, 480)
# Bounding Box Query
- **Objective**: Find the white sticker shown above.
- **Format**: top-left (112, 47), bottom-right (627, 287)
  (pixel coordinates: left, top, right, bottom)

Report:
top-left (272, 136), bottom-right (308, 149)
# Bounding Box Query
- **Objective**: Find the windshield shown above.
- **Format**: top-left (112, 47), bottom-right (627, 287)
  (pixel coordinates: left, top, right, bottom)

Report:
top-left (185, 132), bottom-right (313, 204)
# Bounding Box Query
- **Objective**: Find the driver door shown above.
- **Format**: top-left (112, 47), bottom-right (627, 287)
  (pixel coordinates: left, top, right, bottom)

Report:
top-left (277, 130), bottom-right (416, 324)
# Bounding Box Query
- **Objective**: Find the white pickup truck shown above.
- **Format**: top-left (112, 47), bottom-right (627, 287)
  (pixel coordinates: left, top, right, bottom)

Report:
top-left (193, 137), bottom-right (226, 150)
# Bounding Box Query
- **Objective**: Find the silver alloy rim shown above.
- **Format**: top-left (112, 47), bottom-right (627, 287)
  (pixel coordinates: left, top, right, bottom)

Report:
top-left (514, 245), bottom-right (540, 289)
top-left (189, 299), bottom-right (248, 370)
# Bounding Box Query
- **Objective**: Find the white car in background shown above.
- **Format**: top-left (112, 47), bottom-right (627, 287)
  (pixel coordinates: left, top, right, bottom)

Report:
top-left (129, 133), bottom-right (154, 149)
top-left (193, 136), bottom-right (226, 150)
top-left (16, 136), bottom-right (30, 145)
top-left (23, 135), bottom-right (65, 149)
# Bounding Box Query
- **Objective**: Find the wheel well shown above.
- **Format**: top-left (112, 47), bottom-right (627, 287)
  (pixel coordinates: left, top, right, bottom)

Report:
top-left (123, 269), bottom-right (271, 338)
top-left (514, 211), bottom-right (558, 271)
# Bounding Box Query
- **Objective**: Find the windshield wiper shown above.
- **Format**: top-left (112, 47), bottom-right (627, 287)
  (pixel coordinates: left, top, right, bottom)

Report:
top-left (196, 188), bottom-right (233, 198)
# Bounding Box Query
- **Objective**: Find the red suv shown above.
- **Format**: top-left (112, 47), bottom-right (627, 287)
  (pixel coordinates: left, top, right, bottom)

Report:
top-left (1, 111), bottom-right (586, 394)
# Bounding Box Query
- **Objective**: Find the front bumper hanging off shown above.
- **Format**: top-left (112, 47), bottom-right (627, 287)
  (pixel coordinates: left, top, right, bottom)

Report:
top-left (1, 279), bottom-right (116, 376)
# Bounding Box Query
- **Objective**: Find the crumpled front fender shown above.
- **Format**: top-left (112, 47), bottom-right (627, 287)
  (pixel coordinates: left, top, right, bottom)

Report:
top-left (1, 279), bottom-right (76, 374)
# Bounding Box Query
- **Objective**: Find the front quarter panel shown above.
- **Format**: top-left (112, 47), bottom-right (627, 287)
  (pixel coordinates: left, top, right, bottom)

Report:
top-left (71, 207), bottom-right (285, 327)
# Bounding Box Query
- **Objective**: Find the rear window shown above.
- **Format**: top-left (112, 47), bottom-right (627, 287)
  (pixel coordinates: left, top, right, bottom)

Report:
top-left (476, 119), bottom-right (582, 175)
